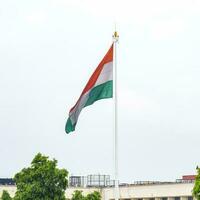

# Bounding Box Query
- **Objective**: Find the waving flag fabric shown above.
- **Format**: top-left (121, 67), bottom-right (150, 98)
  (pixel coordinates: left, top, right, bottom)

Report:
top-left (65, 44), bottom-right (113, 133)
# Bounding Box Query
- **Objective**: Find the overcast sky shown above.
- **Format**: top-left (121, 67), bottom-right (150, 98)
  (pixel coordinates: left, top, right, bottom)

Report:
top-left (0, 0), bottom-right (200, 183)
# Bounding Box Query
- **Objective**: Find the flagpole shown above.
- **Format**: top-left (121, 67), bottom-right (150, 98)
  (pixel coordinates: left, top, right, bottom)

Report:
top-left (113, 30), bottom-right (119, 200)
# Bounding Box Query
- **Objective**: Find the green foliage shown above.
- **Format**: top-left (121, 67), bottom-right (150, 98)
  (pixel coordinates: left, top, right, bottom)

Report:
top-left (1, 190), bottom-right (12, 200)
top-left (71, 190), bottom-right (85, 200)
top-left (13, 153), bottom-right (68, 200)
top-left (71, 190), bottom-right (101, 200)
top-left (193, 166), bottom-right (200, 200)
top-left (86, 191), bottom-right (101, 200)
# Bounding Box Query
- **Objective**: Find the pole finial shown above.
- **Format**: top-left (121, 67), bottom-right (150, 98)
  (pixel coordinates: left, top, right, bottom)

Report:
top-left (113, 31), bottom-right (119, 42)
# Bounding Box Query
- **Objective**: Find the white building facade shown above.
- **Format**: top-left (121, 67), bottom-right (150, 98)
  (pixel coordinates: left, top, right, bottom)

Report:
top-left (0, 182), bottom-right (194, 200)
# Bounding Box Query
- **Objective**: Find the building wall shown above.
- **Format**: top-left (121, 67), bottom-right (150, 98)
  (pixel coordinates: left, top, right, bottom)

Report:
top-left (0, 185), bottom-right (16, 198)
top-left (102, 183), bottom-right (194, 200)
top-left (0, 183), bottom-right (194, 200)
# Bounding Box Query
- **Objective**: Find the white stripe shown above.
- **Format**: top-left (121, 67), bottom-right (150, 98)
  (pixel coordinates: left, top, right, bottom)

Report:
top-left (95, 61), bottom-right (113, 87)
top-left (69, 91), bottom-right (90, 125)
top-left (69, 61), bottom-right (113, 125)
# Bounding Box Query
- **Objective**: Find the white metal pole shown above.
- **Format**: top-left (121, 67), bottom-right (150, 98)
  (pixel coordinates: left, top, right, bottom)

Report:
top-left (113, 31), bottom-right (119, 200)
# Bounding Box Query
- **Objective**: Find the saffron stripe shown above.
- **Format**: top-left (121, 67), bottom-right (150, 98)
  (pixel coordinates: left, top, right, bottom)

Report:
top-left (70, 61), bottom-right (113, 114)
top-left (69, 44), bottom-right (113, 112)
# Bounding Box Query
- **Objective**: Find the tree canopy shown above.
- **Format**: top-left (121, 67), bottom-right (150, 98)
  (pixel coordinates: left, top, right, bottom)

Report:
top-left (193, 166), bottom-right (200, 200)
top-left (1, 190), bottom-right (12, 200)
top-left (13, 153), bottom-right (68, 200)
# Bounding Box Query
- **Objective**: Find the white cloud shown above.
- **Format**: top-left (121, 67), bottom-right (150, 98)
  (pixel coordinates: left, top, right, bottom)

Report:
top-left (53, 0), bottom-right (200, 24)
top-left (25, 12), bottom-right (48, 24)
top-left (149, 18), bottom-right (185, 40)
top-left (118, 87), bottom-right (159, 112)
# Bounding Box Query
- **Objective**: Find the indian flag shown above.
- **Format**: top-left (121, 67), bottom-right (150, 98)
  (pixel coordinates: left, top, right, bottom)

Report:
top-left (65, 44), bottom-right (113, 133)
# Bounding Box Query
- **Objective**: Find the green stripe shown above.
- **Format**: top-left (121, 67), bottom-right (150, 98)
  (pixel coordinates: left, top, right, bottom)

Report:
top-left (65, 80), bottom-right (113, 134)
top-left (65, 118), bottom-right (76, 134)
top-left (84, 80), bottom-right (113, 107)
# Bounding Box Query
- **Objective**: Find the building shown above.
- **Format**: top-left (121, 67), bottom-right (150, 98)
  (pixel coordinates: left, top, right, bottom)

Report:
top-left (0, 179), bottom-right (15, 186)
top-left (0, 175), bottom-right (195, 200)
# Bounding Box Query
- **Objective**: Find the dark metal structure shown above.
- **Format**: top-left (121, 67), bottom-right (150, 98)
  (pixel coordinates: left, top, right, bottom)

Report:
top-left (0, 178), bottom-right (15, 185)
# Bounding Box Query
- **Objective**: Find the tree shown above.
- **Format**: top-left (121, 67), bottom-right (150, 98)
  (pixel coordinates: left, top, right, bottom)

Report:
top-left (193, 166), bottom-right (200, 200)
top-left (13, 153), bottom-right (68, 200)
top-left (1, 190), bottom-right (12, 200)
top-left (71, 190), bottom-right (101, 200)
